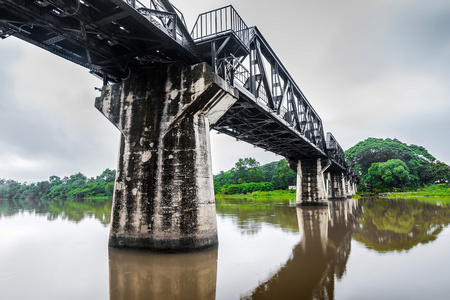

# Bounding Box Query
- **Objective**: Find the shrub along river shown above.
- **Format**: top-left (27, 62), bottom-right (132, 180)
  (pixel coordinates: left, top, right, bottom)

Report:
top-left (1, 196), bottom-right (450, 299)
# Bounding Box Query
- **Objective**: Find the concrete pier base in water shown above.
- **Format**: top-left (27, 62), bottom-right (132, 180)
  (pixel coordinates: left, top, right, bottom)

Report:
top-left (295, 158), bottom-right (328, 206)
top-left (96, 62), bottom-right (237, 251)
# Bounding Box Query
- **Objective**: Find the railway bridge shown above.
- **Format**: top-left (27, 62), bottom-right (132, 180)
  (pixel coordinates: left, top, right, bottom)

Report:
top-left (0, 0), bottom-right (357, 251)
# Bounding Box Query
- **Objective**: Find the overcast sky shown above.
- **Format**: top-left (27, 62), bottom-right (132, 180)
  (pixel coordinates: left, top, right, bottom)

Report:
top-left (1, 0), bottom-right (449, 183)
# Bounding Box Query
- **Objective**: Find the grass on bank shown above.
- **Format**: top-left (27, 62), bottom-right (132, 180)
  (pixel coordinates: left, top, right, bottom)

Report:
top-left (382, 184), bottom-right (450, 202)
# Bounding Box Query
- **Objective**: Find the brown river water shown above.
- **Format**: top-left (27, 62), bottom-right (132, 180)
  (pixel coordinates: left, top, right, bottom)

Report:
top-left (1, 196), bottom-right (450, 299)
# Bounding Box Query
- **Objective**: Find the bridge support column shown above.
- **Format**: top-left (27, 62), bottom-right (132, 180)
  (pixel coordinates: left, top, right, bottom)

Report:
top-left (348, 177), bottom-right (356, 196)
top-left (96, 62), bottom-right (237, 252)
top-left (345, 175), bottom-right (354, 197)
top-left (329, 172), bottom-right (346, 199)
top-left (353, 180), bottom-right (358, 194)
top-left (341, 172), bottom-right (349, 198)
top-left (295, 158), bottom-right (328, 206)
top-left (326, 172), bottom-right (332, 198)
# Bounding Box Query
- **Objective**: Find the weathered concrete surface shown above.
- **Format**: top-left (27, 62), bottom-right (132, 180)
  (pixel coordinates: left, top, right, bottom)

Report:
top-left (295, 158), bottom-right (328, 206)
top-left (96, 62), bottom-right (238, 251)
top-left (328, 172), bottom-right (347, 199)
top-left (344, 175), bottom-right (351, 197)
top-left (109, 247), bottom-right (218, 299)
top-left (346, 175), bottom-right (357, 197)
top-left (351, 179), bottom-right (357, 195)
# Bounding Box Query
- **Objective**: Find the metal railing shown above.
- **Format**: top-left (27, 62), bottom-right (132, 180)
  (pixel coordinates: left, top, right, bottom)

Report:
top-left (125, 0), bottom-right (188, 27)
top-left (191, 5), bottom-right (249, 46)
top-left (124, 0), bottom-right (195, 52)
top-left (216, 54), bottom-right (250, 86)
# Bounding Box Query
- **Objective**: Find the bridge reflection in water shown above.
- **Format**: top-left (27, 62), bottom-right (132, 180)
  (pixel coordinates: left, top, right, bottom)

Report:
top-left (108, 199), bottom-right (361, 300)
top-left (242, 200), bottom-right (361, 300)
top-left (109, 247), bottom-right (218, 300)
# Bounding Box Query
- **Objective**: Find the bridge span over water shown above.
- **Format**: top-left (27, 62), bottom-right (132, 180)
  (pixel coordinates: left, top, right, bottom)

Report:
top-left (0, 0), bottom-right (357, 252)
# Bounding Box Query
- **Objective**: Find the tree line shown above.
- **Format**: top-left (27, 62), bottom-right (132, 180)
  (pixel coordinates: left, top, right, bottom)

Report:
top-left (345, 138), bottom-right (450, 192)
top-left (213, 157), bottom-right (297, 194)
top-left (0, 169), bottom-right (116, 200)
top-left (0, 158), bottom-right (297, 199)
top-left (4, 137), bottom-right (447, 199)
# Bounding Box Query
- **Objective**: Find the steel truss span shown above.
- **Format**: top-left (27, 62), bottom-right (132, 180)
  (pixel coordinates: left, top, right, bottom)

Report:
top-left (192, 6), bottom-right (350, 173)
top-left (0, 0), bottom-right (200, 82)
top-left (0, 2), bottom-right (355, 177)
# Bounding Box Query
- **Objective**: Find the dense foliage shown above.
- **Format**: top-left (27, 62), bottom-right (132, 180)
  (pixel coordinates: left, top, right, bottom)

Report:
top-left (0, 169), bottom-right (116, 200)
top-left (7, 137), bottom-right (449, 199)
top-left (0, 157), bottom-right (295, 199)
top-left (367, 159), bottom-right (411, 192)
top-left (346, 138), bottom-right (450, 192)
top-left (222, 182), bottom-right (274, 195)
top-left (213, 158), bottom-right (297, 194)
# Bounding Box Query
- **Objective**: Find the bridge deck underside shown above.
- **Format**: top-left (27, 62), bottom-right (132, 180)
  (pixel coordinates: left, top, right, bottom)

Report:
top-left (213, 95), bottom-right (327, 160)
top-left (327, 163), bottom-right (346, 173)
top-left (0, 0), bottom-right (198, 81)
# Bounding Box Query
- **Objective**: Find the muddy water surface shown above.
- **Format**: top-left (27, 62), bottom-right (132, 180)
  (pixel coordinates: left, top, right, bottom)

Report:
top-left (1, 197), bottom-right (450, 299)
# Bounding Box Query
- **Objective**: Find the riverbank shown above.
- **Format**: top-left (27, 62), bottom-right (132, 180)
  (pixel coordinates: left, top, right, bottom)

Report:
top-left (216, 190), bottom-right (366, 200)
top-left (380, 184), bottom-right (450, 203)
top-left (215, 189), bottom-right (296, 199)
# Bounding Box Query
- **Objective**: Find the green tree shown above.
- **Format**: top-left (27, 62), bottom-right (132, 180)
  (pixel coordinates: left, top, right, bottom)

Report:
top-left (367, 159), bottom-right (411, 192)
top-left (231, 158), bottom-right (265, 184)
top-left (261, 161), bottom-right (278, 182)
top-left (272, 160), bottom-right (296, 189)
top-left (428, 162), bottom-right (450, 183)
top-left (0, 169), bottom-right (118, 200)
top-left (345, 138), bottom-right (440, 189)
top-left (105, 182), bottom-right (115, 196)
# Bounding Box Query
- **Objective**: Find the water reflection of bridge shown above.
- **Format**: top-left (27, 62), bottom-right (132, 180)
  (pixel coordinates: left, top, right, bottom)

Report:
top-left (108, 199), bottom-right (362, 300)
top-left (242, 200), bottom-right (361, 300)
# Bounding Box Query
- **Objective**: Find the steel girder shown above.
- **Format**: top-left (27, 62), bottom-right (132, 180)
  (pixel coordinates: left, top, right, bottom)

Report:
top-left (191, 6), bottom-right (331, 161)
top-left (192, 6), bottom-right (351, 173)
top-left (325, 132), bottom-right (347, 172)
top-left (214, 89), bottom-right (327, 159)
top-left (0, 0), bottom-right (200, 82)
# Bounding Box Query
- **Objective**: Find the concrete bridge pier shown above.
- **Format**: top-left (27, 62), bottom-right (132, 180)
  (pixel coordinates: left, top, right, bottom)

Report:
top-left (329, 172), bottom-right (347, 199)
top-left (353, 180), bottom-right (358, 194)
top-left (344, 175), bottom-right (353, 197)
top-left (95, 62), bottom-right (238, 252)
top-left (347, 176), bottom-right (357, 196)
top-left (294, 158), bottom-right (329, 206)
